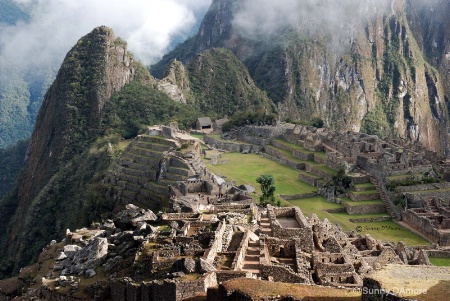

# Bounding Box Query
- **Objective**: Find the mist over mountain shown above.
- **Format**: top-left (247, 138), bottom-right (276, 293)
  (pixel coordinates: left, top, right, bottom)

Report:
top-left (0, 0), bottom-right (211, 148)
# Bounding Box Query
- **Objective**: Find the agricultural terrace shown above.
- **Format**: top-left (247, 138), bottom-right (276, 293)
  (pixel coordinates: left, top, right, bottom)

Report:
top-left (205, 152), bottom-right (430, 246)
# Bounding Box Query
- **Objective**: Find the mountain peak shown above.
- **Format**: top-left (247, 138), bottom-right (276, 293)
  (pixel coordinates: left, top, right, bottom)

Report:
top-left (0, 26), bottom-right (138, 275)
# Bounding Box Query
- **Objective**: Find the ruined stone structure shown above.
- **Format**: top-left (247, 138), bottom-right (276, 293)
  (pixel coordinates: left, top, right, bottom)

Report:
top-left (205, 124), bottom-right (450, 246)
top-left (2, 127), bottom-right (447, 300)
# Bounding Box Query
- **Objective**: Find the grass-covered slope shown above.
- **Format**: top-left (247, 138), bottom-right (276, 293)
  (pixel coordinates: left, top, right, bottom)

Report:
top-left (187, 48), bottom-right (275, 116)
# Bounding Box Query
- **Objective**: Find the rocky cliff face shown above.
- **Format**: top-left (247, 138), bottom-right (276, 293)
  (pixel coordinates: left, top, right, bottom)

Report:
top-left (0, 26), bottom-right (136, 276)
top-left (152, 0), bottom-right (450, 155)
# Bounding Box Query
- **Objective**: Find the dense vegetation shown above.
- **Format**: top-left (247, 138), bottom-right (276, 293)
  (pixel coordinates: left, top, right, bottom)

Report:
top-left (188, 48), bottom-right (275, 117)
top-left (102, 81), bottom-right (202, 138)
top-left (222, 111), bottom-right (278, 132)
top-left (0, 139), bottom-right (28, 199)
top-left (0, 1), bottom-right (54, 149)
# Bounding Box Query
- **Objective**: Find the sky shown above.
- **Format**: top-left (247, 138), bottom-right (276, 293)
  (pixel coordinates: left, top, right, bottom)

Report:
top-left (0, 0), bottom-right (212, 72)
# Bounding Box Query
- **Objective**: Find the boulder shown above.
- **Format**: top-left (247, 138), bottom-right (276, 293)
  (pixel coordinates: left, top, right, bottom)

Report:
top-left (55, 252), bottom-right (67, 261)
top-left (114, 204), bottom-right (157, 230)
top-left (85, 269), bottom-right (96, 278)
top-left (64, 245), bottom-right (82, 258)
top-left (169, 221), bottom-right (179, 230)
top-left (72, 237), bottom-right (108, 271)
top-left (133, 222), bottom-right (157, 236)
top-left (197, 258), bottom-right (216, 273)
top-left (239, 184), bottom-right (255, 193)
top-left (180, 258), bottom-right (196, 273)
top-left (171, 198), bottom-right (197, 213)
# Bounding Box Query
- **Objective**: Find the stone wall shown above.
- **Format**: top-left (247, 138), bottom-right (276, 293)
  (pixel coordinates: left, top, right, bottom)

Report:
top-left (110, 272), bottom-right (217, 301)
top-left (231, 231), bottom-right (250, 270)
top-left (344, 203), bottom-right (386, 215)
top-left (215, 271), bottom-right (251, 284)
top-left (348, 217), bottom-right (391, 223)
top-left (402, 209), bottom-right (447, 245)
top-left (260, 264), bottom-right (308, 283)
top-left (235, 125), bottom-right (289, 146)
top-left (175, 272), bottom-right (217, 300)
top-left (266, 206), bottom-right (314, 252)
top-left (151, 249), bottom-right (181, 270)
top-left (264, 237), bottom-right (296, 258)
top-left (279, 193), bottom-right (317, 200)
top-left (203, 221), bottom-right (226, 263)
top-left (162, 213), bottom-right (202, 221)
top-left (426, 250), bottom-right (450, 258)
top-left (361, 278), bottom-right (414, 301)
top-left (263, 148), bottom-right (306, 170)
top-left (204, 136), bottom-right (262, 154)
top-left (348, 191), bottom-right (380, 202)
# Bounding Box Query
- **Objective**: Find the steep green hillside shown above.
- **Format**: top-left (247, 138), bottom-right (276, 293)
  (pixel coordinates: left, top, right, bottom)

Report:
top-left (0, 139), bottom-right (28, 199)
top-left (156, 48), bottom-right (276, 119)
top-left (187, 48), bottom-right (275, 116)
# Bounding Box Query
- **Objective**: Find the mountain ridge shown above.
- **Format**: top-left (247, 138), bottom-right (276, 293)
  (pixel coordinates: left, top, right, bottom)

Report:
top-left (152, 0), bottom-right (450, 155)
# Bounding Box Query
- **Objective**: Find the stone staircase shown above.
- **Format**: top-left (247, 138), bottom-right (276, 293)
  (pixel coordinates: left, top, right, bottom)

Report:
top-left (370, 176), bottom-right (398, 220)
top-left (242, 241), bottom-right (260, 277)
top-left (341, 182), bottom-right (386, 215)
top-left (104, 135), bottom-right (194, 210)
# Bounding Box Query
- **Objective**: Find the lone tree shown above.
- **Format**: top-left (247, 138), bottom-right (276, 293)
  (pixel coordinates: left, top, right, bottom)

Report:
top-left (256, 174), bottom-right (276, 206)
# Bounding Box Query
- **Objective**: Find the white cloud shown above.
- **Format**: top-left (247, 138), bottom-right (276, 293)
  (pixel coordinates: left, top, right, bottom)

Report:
top-left (233, 0), bottom-right (390, 48)
top-left (0, 0), bottom-right (212, 73)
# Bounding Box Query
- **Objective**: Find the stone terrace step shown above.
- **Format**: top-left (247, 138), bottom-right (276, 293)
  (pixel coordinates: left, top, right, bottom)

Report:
top-left (264, 145), bottom-right (307, 170)
top-left (126, 153), bottom-right (161, 166)
top-left (122, 166), bottom-right (157, 179)
top-left (165, 173), bottom-right (186, 182)
top-left (118, 173), bottom-right (148, 185)
top-left (354, 183), bottom-right (376, 192)
top-left (134, 141), bottom-right (172, 152)
top-left (143, 181), bottom-right (171, 195)
top-left (132, 146), bottom-right (165, 158)
top-left (348, 190), bottom-right (380, 202)
top-left (272, 139), bottom-right (315, 161)
top-left (138, 135), bottom-right (178, 147)
top-left (305, 163), bottom-right (336, 180)
top-left (299, 171), bottom-right (322, 187)
top-left (167, 166), bottom-right (191, 176)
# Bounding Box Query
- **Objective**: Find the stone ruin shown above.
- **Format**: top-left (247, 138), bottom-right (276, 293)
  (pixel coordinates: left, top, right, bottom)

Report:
top-left (210, 123), bottom-right (450, 246)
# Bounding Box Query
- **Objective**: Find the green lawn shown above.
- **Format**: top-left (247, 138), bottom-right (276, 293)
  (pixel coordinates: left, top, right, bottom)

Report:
top-left (265, 145), bottom-right (315, 165)
top-left (351, 190), bottom-right (379, 195)
top-left (274, 139), bottom-right (315, 154)
top-left (342, 199), bottom-right (384, 206)
top-left (118, 139), bottom-right (133, 150)
top-left (190, 133), bottom-right (205, 139)
top-left (288, 197), bottom-right (429, 246)
top-left (206, 153), bottom-right (317, 204)
top-left (354, 183), bottom-right (375, 189)
top-left (313, 164), bottom-right (337, 175)
top-left (274, 139), bottom-right (327, 159)
top-left (429, 258), bottom-right (450, 266)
